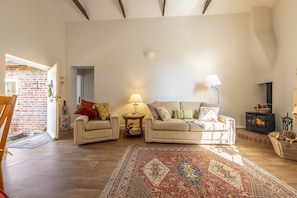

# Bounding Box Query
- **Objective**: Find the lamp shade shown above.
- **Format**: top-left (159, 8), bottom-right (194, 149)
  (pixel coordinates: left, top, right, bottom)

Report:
top-left (128, 94), bottom-right (143, 103)
top-left (204, 75), bottom-right (222, 86)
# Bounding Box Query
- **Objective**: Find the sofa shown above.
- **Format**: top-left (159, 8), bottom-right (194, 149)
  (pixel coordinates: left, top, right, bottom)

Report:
top-left (73, 100), bottom-right (120, 145)
top-left (145, 101), bottom-right (236, 145)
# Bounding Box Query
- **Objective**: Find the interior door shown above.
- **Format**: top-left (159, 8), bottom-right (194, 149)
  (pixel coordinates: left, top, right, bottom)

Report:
top-left (47, 63), bottom-right (59, 139)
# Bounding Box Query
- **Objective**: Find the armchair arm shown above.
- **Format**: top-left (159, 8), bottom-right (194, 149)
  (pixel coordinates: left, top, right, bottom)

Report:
top-left (144, 113), bottom-right (154, 142)
top-left (110, 112), bottom-right (120, 139)
top-left (74, 115), bottom-right (89, 145)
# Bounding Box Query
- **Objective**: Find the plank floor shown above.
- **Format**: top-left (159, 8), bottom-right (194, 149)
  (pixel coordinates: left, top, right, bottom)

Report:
top-left (2, 129), bottom-right (297, 198)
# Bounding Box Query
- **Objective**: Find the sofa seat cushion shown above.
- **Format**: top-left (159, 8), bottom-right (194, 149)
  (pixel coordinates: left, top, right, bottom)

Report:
top-left (153, 119), bottom-right (189, 131)
top-left (188, 120), bottom-right (226, 132)
top-left (85, 120), bottom-right (111, 131)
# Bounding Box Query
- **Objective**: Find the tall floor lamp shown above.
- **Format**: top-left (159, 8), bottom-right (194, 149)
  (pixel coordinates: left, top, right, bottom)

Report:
top-left (204, 75), bottom-right (222, 104)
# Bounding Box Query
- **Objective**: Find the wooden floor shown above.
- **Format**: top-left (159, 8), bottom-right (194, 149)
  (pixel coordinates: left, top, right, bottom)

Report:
top-left (2, 129), bottom-right (297, 198)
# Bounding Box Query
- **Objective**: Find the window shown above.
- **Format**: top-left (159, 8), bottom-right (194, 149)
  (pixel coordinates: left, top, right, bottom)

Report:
top-left (5, 78), bottom-right (18, 109)
top-left (5, 78), bottom-right (17, 96)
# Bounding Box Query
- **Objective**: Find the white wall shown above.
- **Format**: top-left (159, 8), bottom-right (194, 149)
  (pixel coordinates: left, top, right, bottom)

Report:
top-left (273, 0), bottom-right (297, 129)
top-left (2, 1), bottom-right (287, 129)
top-left (66, 14), bottom-right (261, 126)
top-left (0, 0), bottom-right (65, 97)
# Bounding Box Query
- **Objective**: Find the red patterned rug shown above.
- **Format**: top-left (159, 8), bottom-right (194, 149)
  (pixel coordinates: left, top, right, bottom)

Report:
top-left (100, 144), bottom-right (297, 198)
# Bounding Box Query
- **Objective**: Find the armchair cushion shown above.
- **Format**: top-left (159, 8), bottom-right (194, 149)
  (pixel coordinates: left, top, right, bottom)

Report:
top-left (95, 103), bottom-right (110, 120)
top-left (85, 120), bottom-right (111, 131)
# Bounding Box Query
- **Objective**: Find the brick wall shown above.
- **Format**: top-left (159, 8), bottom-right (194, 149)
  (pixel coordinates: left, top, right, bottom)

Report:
top-left (6, 66), bottom-right (47, 134)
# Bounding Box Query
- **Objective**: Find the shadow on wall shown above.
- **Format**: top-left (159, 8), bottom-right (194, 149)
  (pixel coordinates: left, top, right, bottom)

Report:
top-left (193, 83), bottom-right (209, 102)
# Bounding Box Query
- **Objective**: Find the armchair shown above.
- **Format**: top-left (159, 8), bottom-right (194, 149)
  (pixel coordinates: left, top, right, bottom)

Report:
top-left (74, 102), bottom-right (120, 145)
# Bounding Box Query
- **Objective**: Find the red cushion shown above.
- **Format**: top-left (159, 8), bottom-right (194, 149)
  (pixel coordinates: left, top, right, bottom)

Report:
top-left (74, 100), bottom-right (97, 118)
top-left (0, 190), bottom-right (9, 198)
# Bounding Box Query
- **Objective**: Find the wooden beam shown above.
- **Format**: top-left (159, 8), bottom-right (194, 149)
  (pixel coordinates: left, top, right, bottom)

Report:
top-left (119, 0), bottom-right (126, 18)
top-left (202, 0), bottom-right (212, 14)
top-left (162, 0), bottom-right (166, 16)
top-left (73, 0), bottom-right (89, 20)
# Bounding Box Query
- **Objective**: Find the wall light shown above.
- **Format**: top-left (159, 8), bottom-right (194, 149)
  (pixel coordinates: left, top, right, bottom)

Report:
top-left (128, 94), bottom-right (143, 114)
top-left (143, 51), bottom-right (156, 59)
top-left (204, 75), bottom-right (222, 104)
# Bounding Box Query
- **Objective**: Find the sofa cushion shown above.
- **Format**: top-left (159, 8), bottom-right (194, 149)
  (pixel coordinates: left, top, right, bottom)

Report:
top-left (147, 101), bottom-right (161, 119)
top-left (188, 120), bottom-right (226, 131)
top-left (173, 109), bottom-right (193, 119)
top-left (158, 101), bottom-right (180, 117)
top-left (85, 120), bottom-right (111, 131)
top-left (157, 107), bottom-right (171, 121)
top-left (153, 119), bottom-right (189, 131)
top-left (180, 102), bottom-right (202, 118)
top-left (198, 106), bottom-right (219, 121)
top-left (74, 100), bottom-right (97, 118)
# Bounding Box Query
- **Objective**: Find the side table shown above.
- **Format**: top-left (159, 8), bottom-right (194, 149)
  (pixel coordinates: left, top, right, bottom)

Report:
top-left (122, 113), bottom-right (145, 138)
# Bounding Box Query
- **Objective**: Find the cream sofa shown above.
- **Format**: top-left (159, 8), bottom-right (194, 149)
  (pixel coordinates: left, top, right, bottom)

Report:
top-left (74, 102), bottom-right (120, 145)
top-left (145, 101), bottom-right (236, 145)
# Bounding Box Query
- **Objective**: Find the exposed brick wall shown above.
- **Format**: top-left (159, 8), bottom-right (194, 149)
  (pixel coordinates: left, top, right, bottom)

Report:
top-left (6, 66), bottom-right (47, 133)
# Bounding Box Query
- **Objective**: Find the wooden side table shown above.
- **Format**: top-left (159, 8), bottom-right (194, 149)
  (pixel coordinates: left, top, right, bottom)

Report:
top-left (122, 113), bottom-right (145, 138)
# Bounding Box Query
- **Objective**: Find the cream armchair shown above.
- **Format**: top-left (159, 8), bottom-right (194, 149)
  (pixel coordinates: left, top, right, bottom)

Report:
top-left (74, 103), bottom-right (120, 145)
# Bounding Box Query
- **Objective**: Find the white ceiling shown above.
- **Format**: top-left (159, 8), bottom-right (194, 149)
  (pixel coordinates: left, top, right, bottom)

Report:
top-left (52, 0), bottom-right (276, 22)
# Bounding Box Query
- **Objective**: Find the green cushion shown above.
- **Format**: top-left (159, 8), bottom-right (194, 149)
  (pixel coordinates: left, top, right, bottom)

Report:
top-left (173, 109), bottom-right (193, 119)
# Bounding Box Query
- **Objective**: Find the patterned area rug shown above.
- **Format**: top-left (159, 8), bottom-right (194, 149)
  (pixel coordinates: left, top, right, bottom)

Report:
top-left (7, 132), bottom-right (52, 149)
top-left (100, 144), bottom-right (297, 198)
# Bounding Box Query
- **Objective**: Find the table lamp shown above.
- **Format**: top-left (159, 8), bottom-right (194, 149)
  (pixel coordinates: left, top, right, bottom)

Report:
top-left (128, 94), bottom-right (143, 114)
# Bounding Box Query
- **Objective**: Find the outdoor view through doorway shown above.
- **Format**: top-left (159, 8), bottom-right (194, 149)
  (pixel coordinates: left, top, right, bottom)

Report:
top-left (5, 54), bottom-right (59, 144)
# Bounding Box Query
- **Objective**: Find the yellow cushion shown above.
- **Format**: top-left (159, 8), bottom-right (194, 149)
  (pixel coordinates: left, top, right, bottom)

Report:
top-left (95, 103), bottom-right (110, 120)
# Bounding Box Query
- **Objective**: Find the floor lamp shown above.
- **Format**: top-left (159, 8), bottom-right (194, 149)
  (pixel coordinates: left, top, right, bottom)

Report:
top-left (204, 75), bottom-right (222, 104)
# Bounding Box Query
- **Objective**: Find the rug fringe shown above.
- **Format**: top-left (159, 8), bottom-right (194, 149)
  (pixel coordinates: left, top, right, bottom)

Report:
top-left (99, 145), bottom-right (133, 198)
top-left (242, 154), bottom-right (297, 195)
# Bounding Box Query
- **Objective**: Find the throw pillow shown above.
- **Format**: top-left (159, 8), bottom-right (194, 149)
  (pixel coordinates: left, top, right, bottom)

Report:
top-left (95, 103), bottom-right (110, 120)
top-left (147, 101), bottom-right (161, 119)
top-left (173, 110), bottom-right (184, 119)
top-left (173, 110), bottom-right (193, 119)
top-left (183, 109), bottom-right (193, 119)
top-left (198, 106), bottom-right (219, 121)
top-left (157, 107), bottom-right (171, 121)
top-left (74, 100), bottom-right (97, 118)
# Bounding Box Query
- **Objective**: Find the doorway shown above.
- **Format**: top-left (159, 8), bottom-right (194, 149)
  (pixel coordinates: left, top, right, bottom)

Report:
top-left (75, 67), bottom-right (94, 105)
top-left (4, 54), bottom-right (56, 142)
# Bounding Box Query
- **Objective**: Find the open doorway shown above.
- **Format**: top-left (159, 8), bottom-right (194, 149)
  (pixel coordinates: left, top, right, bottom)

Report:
top-left (4, 54), bottom-right (57, 143)
top-left (75, 66), bottom-right (94, 106)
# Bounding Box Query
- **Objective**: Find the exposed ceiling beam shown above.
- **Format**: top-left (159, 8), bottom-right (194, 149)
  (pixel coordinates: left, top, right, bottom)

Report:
top-left (73, 0), bottom-right (89, 20)
top-left (202, 0), bottom-right (212, 14)
top-left (119, 0), bottom-right (126, 18)
top-left (162, 0), bottom-right (166, 16)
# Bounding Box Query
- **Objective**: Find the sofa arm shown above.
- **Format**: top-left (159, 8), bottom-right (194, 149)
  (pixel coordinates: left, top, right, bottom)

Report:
top-left (144, 113), bottom-right (154, 142)
top-left (74, 115), bottom-right (89, 145)
top-left (110, 111), bottom-right (120, 139)
top-left (219, 115), bottom-right (236, 144)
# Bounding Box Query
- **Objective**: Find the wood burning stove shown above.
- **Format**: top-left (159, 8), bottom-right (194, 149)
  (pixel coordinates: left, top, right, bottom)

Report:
top-left (245, 82), bottom-right (275, 134)
top-left (246, 111), bottom-right (275, 134)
